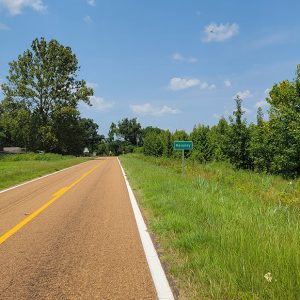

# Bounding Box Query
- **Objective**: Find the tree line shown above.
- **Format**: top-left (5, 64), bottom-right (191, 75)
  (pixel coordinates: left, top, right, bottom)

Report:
top-left (1, 38), bottom-right (299, 177)
top-left (100, 66), bottom-right (300, 178)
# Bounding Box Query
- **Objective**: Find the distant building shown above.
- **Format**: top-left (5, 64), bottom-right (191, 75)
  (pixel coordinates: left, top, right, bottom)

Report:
top-left (83, 147), bottom-right (90, 156)
top-left (3, 147), bottom-right (26, 154)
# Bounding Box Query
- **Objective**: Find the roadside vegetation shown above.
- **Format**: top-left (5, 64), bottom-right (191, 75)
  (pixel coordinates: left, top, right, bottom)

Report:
top-left (0, 153), bottom-right (90, 190)
top-left (120, 154), bottom-right (300, 299)
top-left (97, 66), bottom-right (300, 179)
top-left (0, 38), bottom-right (102, 155)
top-left (1, 38), bottom-right (299, 178)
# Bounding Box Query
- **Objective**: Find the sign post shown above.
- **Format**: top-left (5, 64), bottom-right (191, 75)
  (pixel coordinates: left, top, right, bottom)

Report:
top-left (173, 141), bottom-right (193, 176)
top-left (182, 149), bottom-right (184, 176)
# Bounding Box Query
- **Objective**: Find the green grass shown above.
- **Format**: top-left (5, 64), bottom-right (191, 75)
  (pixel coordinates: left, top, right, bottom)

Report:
top-left (0, 153), bottom-right (91, 190)
top-left (120, 154), bottom-right (300, 300)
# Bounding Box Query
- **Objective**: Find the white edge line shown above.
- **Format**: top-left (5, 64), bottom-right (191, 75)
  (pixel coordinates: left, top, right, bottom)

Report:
top-left (117, 158), bottom-right (175, 300)
top-left (0, 159), bottom-right (93, 194)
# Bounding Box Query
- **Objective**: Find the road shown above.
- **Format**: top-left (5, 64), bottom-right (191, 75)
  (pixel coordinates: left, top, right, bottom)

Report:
top-left (0, 157), bottom-right (157, 299)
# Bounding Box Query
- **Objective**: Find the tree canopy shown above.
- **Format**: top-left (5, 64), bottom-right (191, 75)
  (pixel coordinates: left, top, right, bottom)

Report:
top-left (0, 37), bottom-right (97, 154)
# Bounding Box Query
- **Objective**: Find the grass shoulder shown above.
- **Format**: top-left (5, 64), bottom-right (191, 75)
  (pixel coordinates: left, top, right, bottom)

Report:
top-left (0, 153), bottom-right (92, 190)
top-left (120, 153), bottom-right (300, 300)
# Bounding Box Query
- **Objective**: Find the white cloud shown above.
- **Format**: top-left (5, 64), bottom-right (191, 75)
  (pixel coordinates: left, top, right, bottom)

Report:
top-left (255, 100), bottom-right (268, 108)
top-left (89, 96), bottom-right (113, 112)
top-left (84, 15), bottom-right (92, 23)
top-left (224, 80), bottom-right (232, 87)
top-left (171, 53), bottom-right (198, 64)
top-left (0, 23), bottom-right (9, 30)
top-left (172, 53), bottom-right (184, 61)
top-left (169, 77), bottom-right (200, 91)
top-left (200, 82), bottom-right (208, 89)
top-left (0, 0), bottom-right (46, 15)
top-left (234, 90), bottom-right (252, 99)
top-left (187, 57), bottom-right (198, 63)
top-left (130, 103), bottom-right (180, 117)
top-left (87, 0), bottom-right (96, 6)
top-left (168, 77), bottom-right (216, 91)
top-left (200, 82), bottom-right (215, 90)
top-left (202, 23), bottom-right (239, 42)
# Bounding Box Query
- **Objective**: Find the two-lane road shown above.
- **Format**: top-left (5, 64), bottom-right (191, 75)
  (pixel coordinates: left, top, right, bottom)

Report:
top-left (0, 157), bottom-right (157, 299)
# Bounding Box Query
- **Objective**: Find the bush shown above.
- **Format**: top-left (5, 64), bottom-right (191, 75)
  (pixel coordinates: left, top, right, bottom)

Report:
top-left (0, 153), bottom-right (75, 161)
top-left (133, 146), bottom-right (144, 153)
top-left (143, 132), bottom-right (163, 157)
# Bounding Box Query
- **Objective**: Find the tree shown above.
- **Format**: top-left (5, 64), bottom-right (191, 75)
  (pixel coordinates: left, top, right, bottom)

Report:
top-left (0, 98), bottom-right (31, 149)
top-left (209, 117), bottom-right (230, 161)
top-left (107, 140), bottom-right (123, 156)
top-left (0, 104), bottom-right (5, 150)
top-left (51, 106), bottom-right (82, 154)
top-left (143, 131), bottom-right (164, 157)
top-left (79, 118), bottom-right (102, 153)
top-left (163, 130), bottom-right (173, 157)
top-left (108, 122), bottom-right (117, 142)
top-left (265, 68), bottom-right (300, 177)
top-left (105, 119), bottom-right (143, 155)
top-left (1, 37), bottom-right (93, 152)
top-left (189, 124), bottom-right (212, 163)
top-left (226, 96), bottom-right (252, 169)
top-left (117, 118), bottom-right (142, 146)
top-left (96, 141), bottom-right (109, 156)
top-left (0, 130), bottom-right (5, 150)
top-left (249, 107), bottom-right (271, 172)
top-left (142, 126), bottom-right (163, 142)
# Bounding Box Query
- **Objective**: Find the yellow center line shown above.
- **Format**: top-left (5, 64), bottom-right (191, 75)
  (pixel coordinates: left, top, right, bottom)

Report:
top-left (0, 164), bottom-right (100, 246)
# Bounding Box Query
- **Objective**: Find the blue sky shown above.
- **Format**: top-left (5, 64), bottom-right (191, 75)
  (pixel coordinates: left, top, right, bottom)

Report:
top-left (0, 0), bottom-right (300, 135)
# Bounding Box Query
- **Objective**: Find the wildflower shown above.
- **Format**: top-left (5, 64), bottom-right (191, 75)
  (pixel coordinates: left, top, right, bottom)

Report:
top-left (289, 181), bottom-right (292, 185)
top-left (264, 272), bottom-right (272, 282)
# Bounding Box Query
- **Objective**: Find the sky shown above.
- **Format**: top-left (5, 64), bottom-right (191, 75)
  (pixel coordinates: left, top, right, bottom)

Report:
top-left (0, 0), bottom-right (300, 135)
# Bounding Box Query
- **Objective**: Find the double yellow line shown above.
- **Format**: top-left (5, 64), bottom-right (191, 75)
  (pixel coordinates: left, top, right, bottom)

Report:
top-left (0, 164), bottom-right (99, 246)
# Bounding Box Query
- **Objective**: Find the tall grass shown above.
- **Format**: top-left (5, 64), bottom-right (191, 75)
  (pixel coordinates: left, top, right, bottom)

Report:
top-left (0, 153), bottom-right (75, 161)
top-left (0, 153), bottom-right (91, 190)
top-left (120, 154), bottom-right (300, 299)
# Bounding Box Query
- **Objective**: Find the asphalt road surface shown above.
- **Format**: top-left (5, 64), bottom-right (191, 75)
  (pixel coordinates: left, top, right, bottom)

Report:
top-left (0, 157), bottom-right (157, 299)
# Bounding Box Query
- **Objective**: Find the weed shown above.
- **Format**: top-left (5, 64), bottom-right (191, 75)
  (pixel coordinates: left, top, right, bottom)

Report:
top-left (0, 154), bottom-right (91, 190)
top-left (120, 154), bottom-right (300, 299)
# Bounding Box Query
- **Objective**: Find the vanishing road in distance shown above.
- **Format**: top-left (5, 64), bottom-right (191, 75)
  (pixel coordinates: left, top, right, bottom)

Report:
top-left (0, 158), bottom-right (157, 299)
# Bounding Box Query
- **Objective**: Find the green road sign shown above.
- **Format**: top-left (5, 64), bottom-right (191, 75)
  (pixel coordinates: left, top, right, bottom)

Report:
top-left (173, 141), bottom-right (193, 150)
top-left (173, 141), bottom-right (193, 176)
